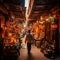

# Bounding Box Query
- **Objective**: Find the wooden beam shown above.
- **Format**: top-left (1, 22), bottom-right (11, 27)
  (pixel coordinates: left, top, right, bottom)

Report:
top-left (8, 10), bottom-right (22, 12)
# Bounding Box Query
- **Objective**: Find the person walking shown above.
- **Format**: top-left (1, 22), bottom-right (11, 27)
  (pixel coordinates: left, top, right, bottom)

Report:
top-left (25, 30), bottom-right (35, 54)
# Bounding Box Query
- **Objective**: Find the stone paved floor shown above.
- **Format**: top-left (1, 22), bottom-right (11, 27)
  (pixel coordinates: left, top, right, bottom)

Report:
top-left (2, 45), bottom-right (60, 60)
top-left (18, 45), bottom-right (60, 60)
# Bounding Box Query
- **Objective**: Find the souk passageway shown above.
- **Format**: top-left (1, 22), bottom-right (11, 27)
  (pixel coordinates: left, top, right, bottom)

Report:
top-left (0, 0), bottom-right (60, 60)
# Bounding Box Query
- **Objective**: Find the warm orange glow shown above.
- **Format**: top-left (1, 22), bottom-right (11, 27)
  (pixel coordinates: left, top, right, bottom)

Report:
top-left (10, 37), bottom-right (17, 44)
top-left (40, 16), bottom-right (43, 21)
top-left (46, 19), bottom-right (49, 21)
top-left (8, 33), bottom-right (12, 37)
top-left (46, 18), bottom-right (50, 22)
top-left (53, 14), bottom-right (56, 18)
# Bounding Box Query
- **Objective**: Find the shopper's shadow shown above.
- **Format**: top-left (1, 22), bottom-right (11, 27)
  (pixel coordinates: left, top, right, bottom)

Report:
top-left (27, 53), bottom-right (34, 60)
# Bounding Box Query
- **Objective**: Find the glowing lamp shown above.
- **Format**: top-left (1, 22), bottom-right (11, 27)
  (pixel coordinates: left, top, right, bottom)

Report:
top-left (8, 33), bottom-right (12, 37)
top-left (46, 19), bottom-right (49, 22)
top-left (40, 16), bottom-right (43, 21)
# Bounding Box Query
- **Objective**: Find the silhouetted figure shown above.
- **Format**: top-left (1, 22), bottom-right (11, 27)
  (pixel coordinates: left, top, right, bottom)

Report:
top-left (25, 30), bottom-right (34, 54)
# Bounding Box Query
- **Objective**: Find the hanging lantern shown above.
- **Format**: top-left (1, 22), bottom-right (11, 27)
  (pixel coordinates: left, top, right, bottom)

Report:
top-left (8, 33), bottom-right (12, 37)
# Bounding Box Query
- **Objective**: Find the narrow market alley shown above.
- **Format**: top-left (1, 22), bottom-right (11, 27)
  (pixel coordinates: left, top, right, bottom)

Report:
top-left (0, 0), bottom-right (60, 60)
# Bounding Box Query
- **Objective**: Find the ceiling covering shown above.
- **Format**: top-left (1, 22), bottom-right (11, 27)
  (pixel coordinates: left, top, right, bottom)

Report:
top-left (3, 0), bottom-right (25, 6)
top-left (0, 0), bottom-right (25, 20)
top-left (28, 0), bottom-right (60, 21)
